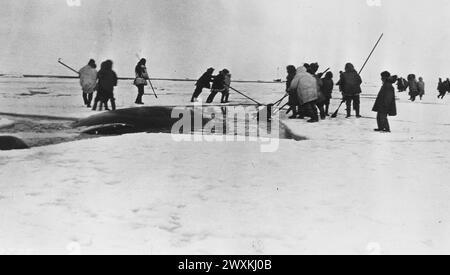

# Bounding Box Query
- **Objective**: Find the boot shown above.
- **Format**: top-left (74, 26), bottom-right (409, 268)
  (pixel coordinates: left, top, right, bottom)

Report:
top-left (307, 118), bottom-right (319, 123)
top-left (355, 107), bottom-right (362, 118)
top-left (92, 100), bottom-right (98, 111)
top-left (110, 99), bottom-right (116, 111)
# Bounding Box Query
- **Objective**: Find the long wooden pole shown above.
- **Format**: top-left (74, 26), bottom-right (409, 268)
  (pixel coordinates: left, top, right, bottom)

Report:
top-left (58, 58), bottom-right (79, 75)
top-left (331, 33), bottom-right (384, 118)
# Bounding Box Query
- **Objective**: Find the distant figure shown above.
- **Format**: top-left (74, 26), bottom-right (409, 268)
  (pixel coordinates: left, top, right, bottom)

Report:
top-left (340, 63), bottom-right (362, 118)
top-left (221, 72), bottom-right (231, 103)
top-left (289, 65), bottom-right (319, 123)
top-left (206, 69), bottom-right (229, 104)
top-left (396, 77), bottom-right (408, 92)
top-left (79, 59), bottom-right (97, 108)
top-left (93, 60), bottom-right (118, 111)
top-left (320, 72), bottom-right (334, 116)
top-left (134, 58), bottom-right (149, 105)
top-left (373, 71), bottom-right (397, 133)
top-left (418, 77), bottom-right (425, 100)
top-left (407, 74), bottom-right (419, 101)
top-left (191, 68), bottom-right (214, 102)
top-left (285, 65), bottom-right (299, 119)
top-left (437, 78), bottom-right (446, 99)
top-left (446, 78), bottom-right (450, 96)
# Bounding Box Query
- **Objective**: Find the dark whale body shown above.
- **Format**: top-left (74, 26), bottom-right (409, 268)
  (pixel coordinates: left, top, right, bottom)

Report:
top-left (0, 136), bottom-right (29, 151)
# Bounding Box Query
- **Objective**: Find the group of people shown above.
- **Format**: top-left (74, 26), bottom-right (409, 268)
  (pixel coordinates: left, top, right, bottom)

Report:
top-left (437, 78), bottom-right (450, 99)
top-left (284, 62), bottom-right (397, 132)
top-left (396, 75), bottom-right (425, 101)
top-left (285, 62), bottom-right (361, 123)
top-left (79, 59), bottom-right (118, 111)
top-left (78, 58), bottom-right (152, 110)
top-left (77, 58), bottom-right (404, 132)
top-left (191, 68), bottom-right (232, 103)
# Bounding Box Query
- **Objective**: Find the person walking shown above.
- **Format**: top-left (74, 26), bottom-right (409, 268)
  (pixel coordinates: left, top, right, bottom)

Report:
top-left (407, 74), bottom-right (419, 101)
top-left (93, 60), bottom-right (118, 111)
top-left (340, 63), bottom-right (363, 118)
top-left (418, 77), bottom-right (425, 100)
top-left (397, 77), bottom-right (407, 92)
top-left (289, 65), bottom-right (319, 123)
top-left (79, 59), bottom-right (97, 108)
top-left (373, 71), bottom-right (397, 133)
top-left (191, 68), bottom-right (215, 102)
top-left (134, 58), bottom-right (149, 105)
top-left (437, 78), bottom-right (446, 99)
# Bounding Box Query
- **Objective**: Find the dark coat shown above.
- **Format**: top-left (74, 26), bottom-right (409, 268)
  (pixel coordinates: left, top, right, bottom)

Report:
top-left (98, 70), bottom-right (118, 92)
top-left (286, 73), bottom-right (299, 105)
top-left (196, 72), bottom-right (213, 89)
top-left (98, 61), bottom-right (118, 93)
top-left (321, 78), bottom-right (334, 99)
top-left (211, 74), bottom-right (225, 90)
top-left (438, 81), bottom-right (446, 93)
top-left (372, 82), bottom-right (397, 116)
top-left (340, 65), bottom-right (362, 96)
top-left (135, 64), bottom-right (148, 79)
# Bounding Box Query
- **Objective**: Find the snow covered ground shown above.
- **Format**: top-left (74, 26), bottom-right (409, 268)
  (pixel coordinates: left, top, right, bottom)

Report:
top-left (1, 77), bottom-right (450, 254)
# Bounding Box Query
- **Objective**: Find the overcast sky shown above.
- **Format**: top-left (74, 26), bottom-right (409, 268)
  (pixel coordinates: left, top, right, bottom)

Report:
top-left (1, 0), bottom-right (450, 81)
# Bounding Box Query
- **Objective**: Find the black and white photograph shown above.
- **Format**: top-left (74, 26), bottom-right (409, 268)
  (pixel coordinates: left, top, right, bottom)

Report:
top-left (0, 0), bottom-right (449, 256)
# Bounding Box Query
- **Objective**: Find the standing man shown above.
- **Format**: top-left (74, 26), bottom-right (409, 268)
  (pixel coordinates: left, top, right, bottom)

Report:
top-left (93, 60), bottom-right (118, 111)
top-left (407, 74), bottom-right (419, 101)
top-left (372, 71), bottom-right (397, 133)
top-left (321, 72), bottom-right (334, 117)
top-left (191, 68), bottom-right (215, 102)
top-left (340, 63), bottom-right (363, 118)
top-left (79, 59), bottom-right (98, 108)
top-left (134, 58), bottom-right (150, 105)
top-left (418, 77), bottom-right (425, 100)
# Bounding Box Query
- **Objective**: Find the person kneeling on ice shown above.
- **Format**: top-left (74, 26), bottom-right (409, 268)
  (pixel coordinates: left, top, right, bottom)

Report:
top-left (93, 60), bottom-right (118, 111)
top-left (191, 68), bottom-right (214, 102)
top-left (373, 71), bottom-right (397, 133)
top-left (79, 59), bottom-right (97, 108)
top-left (289, 65), bottom-right (319, 123)
top-left (206, 69), bottom-right (229, 104)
